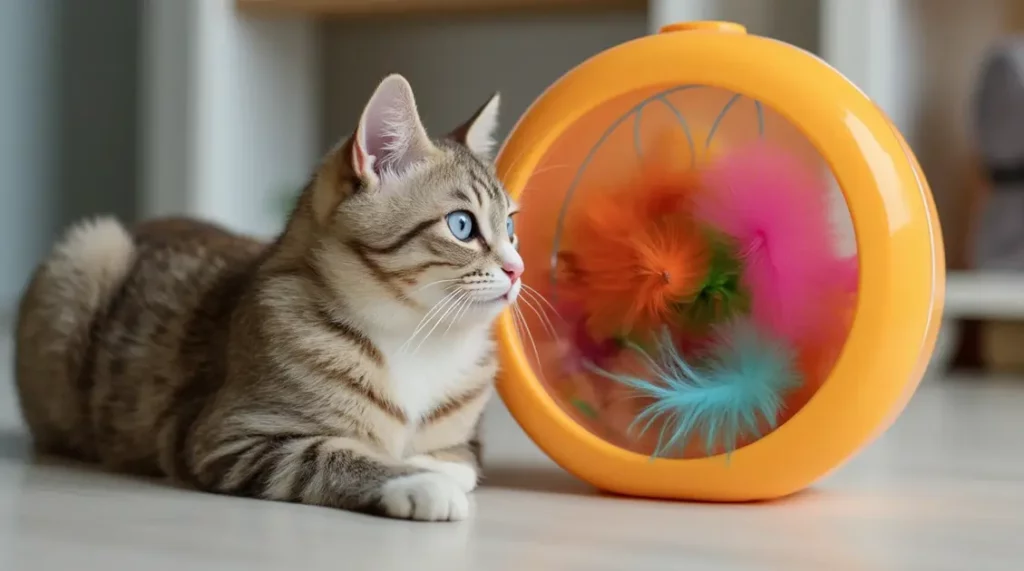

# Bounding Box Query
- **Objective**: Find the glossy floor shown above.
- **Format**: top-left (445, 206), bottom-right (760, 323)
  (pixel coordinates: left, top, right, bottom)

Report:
top-left (1, 353), bottom-right (1022, 569)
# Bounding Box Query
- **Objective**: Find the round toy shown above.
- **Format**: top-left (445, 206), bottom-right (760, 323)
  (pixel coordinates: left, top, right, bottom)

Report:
top-left (494, 21), bottom-right (944, 501)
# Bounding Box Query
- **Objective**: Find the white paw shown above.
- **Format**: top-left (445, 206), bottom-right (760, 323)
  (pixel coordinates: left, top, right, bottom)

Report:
top-left (380, 473), bottom-right (470, 522)
top-left (406, 455), bottom-right (478, 492)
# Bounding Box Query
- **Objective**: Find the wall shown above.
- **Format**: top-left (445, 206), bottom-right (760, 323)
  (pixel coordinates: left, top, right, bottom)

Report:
top-left (0, 0), bottom-right (59, 312)
top-left (321, 11), bottom-right (648, 151)
top-left (140, 0), bottom-right (321, 238)
top-left (56, 0), bottom-right (140, 230)
top-left (321, 3), bottom-right (819, 150)
top-left (0, 0), bottom-right (139, 311)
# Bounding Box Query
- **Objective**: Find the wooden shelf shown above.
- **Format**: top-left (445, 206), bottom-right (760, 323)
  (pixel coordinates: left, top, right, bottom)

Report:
top-left (237, 0), bottom-right (646, 18)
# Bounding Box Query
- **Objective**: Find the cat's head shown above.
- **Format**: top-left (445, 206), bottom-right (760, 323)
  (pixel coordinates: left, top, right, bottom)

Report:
top-left (300, 74), bottom-right (523, 329)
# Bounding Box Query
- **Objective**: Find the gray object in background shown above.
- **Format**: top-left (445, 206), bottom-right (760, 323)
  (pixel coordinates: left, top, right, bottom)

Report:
top-left (972, 38), bottom-right (1024, 271)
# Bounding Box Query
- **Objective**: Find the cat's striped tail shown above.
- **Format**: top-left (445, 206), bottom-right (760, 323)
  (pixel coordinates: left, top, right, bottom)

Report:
top-left (14, 216), bottom-right (135, 457)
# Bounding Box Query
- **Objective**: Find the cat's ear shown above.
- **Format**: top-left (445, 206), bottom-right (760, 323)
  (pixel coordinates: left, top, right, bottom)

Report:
top-left (309, 75), bottom-right (435, 225)
top-left (448, 93), bottom-right (501, 159)
top-left (350, 74), bottom-right (436, 184)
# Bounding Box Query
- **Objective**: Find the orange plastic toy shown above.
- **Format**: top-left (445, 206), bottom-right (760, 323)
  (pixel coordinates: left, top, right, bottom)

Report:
top-left (494, 22), bottom-right (944, 501)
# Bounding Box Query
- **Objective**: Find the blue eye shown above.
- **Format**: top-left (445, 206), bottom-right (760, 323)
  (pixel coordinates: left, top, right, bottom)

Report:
top-left (506, 216), bottom-right (515, 237)
top-left (446, 210), bottom-right (475, 241)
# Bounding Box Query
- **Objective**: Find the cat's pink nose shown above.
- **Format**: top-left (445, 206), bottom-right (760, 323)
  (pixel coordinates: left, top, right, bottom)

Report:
top-left (502, 260), bottom-right (523, 284)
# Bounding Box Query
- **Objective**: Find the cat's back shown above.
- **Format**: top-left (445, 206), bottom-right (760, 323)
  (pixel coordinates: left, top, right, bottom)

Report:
top-left (15, 216), bottom-right (265, 468)
top-left (127, 217), bottom-right (266, 306)
top-left (110, 217), bottom-right (266, 366)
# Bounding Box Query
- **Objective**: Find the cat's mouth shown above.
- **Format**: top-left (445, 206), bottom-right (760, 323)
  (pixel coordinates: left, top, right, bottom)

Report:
top-left (469, 291), bottom-right (512, 306)
top-left (477, 294), bottom-right (508, 305)
top-left (462, 282), bottom-right (518, 306)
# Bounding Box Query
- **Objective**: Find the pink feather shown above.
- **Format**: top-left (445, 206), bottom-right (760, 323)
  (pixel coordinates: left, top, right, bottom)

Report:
top-left (696, 143), bottom-right (852, 344)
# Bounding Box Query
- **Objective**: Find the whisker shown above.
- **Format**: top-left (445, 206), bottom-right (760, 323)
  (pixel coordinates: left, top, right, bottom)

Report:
top-left (518, 288), bottom-right (560, 339)
top-left (410, 278), bottom-right (462, 294)
top-left (515, 303), bottom-right (546, 382)
top-left (410, 289), bottom-right (459, 335)
top-left (511, 302), bottom-right (527, 343)
top-left (400, 290), bottom-right (460, 353)
top-left (520, 283), bottom-right (567, 326)
top-left (499, 140), bottom-right (568, 190)
top-left (518, 294), bottom-right (557, 340)
top-left (521, 162), bottom-right (571, 180)
top-left (413, 291), bottom-right (468, 353)
top-left (444, 292), bottom-right (475, 336)
top-left (499, 146), bottom-right (531, 181)
top-left (513, 303), bottom-right (546, 382)
top-left (510, 302), bottom-right (526, 346)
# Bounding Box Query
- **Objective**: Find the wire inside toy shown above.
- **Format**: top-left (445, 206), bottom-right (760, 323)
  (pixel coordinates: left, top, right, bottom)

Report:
top-left (514, 85), bottom-right (857, 460)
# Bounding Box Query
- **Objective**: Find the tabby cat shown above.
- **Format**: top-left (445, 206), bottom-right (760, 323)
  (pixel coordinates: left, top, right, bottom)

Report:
top-left (14, 74), bottom-right (523, 522)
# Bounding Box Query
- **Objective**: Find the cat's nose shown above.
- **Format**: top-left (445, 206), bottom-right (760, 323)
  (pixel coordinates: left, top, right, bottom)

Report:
top-left (502, 260), bottom-right (524, 284)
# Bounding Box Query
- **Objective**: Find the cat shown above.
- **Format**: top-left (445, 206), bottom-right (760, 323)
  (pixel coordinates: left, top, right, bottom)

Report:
top-left (14, 74), bottom-right (523, 522)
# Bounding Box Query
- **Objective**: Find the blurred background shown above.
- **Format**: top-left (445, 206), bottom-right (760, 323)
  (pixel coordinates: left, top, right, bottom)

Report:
top-left (1, 0), bottom-right (1023, 374)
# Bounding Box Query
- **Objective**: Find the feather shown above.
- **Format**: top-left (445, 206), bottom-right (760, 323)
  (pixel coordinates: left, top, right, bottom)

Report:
top-left (559, 176), bottom-right (709, 338)
top-left (586, 320), bottom-right (801, 458)
top-left (695, 142), bottom-right (846, 344)
top-left (678, 232), bottom-right (750, 329)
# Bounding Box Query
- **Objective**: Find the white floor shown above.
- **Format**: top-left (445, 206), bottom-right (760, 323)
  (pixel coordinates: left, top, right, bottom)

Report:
top-left (1, 332), bottom-right (1023, 570)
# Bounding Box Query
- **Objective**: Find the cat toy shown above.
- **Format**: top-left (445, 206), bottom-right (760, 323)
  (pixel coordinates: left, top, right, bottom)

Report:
top-left (551, 138), bottom-right (855, 459)
top-left (494, 21), bottom-right (944, 502)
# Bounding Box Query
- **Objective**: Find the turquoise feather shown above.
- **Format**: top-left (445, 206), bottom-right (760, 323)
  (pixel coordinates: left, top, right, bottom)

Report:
top-left (586, 320), bottom-right (801, 459)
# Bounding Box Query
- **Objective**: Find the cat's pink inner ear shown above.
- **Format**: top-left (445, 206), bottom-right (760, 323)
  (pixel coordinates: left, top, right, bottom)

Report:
top-left (354, 74), bottom-right (433, 181)
top-left (350, 130), bottom-right (376, 181)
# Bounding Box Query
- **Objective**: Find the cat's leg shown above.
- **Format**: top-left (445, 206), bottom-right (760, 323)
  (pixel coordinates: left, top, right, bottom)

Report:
top-left (193, 435), bottom-right (470, 521)
top-left (406, 437), bottom-right (482, 493)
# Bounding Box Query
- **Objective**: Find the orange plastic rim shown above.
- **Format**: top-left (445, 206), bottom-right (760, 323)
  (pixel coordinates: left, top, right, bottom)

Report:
top-left (659, 21), bottom-right (747, 34)
top-left (494, 22), bottom-right (944, 501)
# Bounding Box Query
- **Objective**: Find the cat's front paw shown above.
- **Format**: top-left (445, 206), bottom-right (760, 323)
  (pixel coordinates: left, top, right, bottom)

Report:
top-left (380, 473), bottom-right (470, 521)
top-left (406, 455), bottom-right (478, 492)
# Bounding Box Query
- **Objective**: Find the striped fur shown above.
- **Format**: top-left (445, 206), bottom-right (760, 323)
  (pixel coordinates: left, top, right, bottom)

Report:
top-left (14, 75), bottom-right (520, 521)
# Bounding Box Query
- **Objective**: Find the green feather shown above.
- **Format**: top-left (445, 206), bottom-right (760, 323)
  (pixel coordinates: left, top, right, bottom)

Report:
top-left (679, 233), bottom-right (750, 328)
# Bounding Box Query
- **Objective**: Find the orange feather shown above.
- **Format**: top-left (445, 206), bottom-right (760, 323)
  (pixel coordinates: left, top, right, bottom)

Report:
top-left (560, 175), bottom-right (709, 338)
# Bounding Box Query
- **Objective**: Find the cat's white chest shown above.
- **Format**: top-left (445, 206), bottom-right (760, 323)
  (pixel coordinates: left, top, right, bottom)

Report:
top-left (376, 331), bottom-right (487, 423)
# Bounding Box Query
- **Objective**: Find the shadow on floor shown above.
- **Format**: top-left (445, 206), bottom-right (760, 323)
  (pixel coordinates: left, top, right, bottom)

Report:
top-left (480, 461), bottom-right (839, 506)
top-left (0, 427), bottom-right (31, 461)
top-left (1, 425), bottom-right (608, 500)
top-left (481, 463), bottom-right (596, 496)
